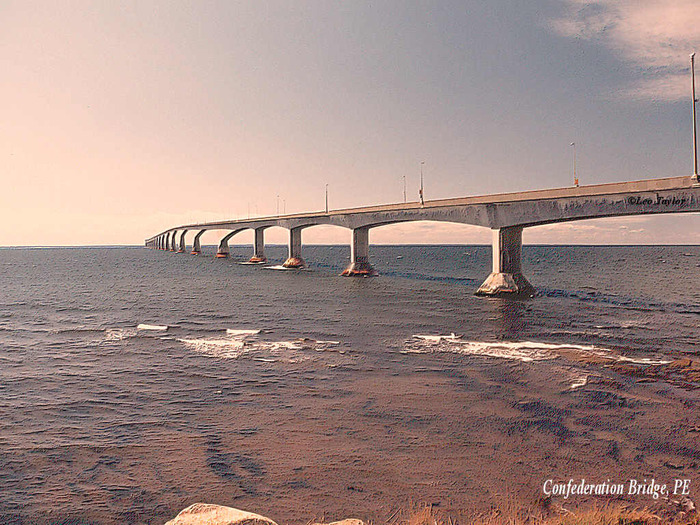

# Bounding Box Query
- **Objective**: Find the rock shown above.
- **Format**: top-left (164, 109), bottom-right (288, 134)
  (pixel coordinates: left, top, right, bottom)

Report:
top-left (680, 497), bottom-right (696, 514)
top-left (165, 504), bottom-right (279, 525)
top-left (313, 519), bottom-right (366, 525)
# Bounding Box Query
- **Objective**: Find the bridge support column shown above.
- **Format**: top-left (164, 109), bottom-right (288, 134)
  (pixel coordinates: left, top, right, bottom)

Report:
top-left (171, 231), bottom-right (179, 252)
top-left (216, 236), bottom-right (231, 258)
top-left (341, 227), bottom-right (376, 276)
top-left (249, 228), bottom-right (267, 263)
top-left (191, 230), bottom-right (205, 255)
top-left (216, 230), bottom-right (242, 258)
top-left (166, 233), bottom-right (172, 251)
top-left (283, 227), bottom-right (306, 268)
top-left (178, 230), bottom-right (187, 253)
top-left (476, 226), bottom-right (534, 297)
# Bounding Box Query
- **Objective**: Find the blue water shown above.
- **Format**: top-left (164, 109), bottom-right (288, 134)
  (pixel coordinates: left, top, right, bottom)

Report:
top-left (0, 245), bottom-right (698, 524)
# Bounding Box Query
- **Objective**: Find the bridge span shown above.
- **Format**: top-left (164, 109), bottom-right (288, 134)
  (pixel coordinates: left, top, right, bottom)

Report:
top-left (146, 175), bottom-right (700, 296)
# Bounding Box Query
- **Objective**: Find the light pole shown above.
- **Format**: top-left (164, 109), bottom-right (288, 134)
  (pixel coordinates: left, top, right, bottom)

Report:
top-left (277, 194), bottom-right (280, 216)
top-left (419, 161), bottom-right (425, 205)
top-left (692, 53), bottom-right (698, 183)
top-left (325, 184), bottom-right (329, 213)
top-left (402, 175), bottom-right (407, 203)
top-left (570, 142), bottom-right (578, 186)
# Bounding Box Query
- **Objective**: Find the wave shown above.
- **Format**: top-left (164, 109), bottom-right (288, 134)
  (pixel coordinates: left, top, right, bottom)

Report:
top-left (103, 328), bottom-right (138, 342)
top-left (404, 338), bottom-right (560, 362)
top-left (178, 334), bottom-right (341, 360)
top-left (403, 336), bottom-right (671, 365)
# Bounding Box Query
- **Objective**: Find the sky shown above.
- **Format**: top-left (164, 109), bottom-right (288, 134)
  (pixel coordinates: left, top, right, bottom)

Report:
top-left (1, 0), bottom-right (699, 246)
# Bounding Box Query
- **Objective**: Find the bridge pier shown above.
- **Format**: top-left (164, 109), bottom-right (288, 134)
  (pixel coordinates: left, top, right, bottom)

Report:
top-left (191, 230), bottom-right (205, 255)
top-left (170, 231), bottom-right (178, 252)
top-left (178, 230), bottom-right (188, 253)
top-left (249, 228), bottom-right (267, 263)
top-left (341, 227), bottom-right (376, 276)
top-left (476, 226), bottom-right (534, 297)
top-left (283, 227), bottom-right (306, 268)
top-left (216, 229), bottom-right (244, 258)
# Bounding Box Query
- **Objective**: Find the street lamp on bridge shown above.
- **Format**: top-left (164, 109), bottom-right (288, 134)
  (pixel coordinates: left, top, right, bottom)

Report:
top-left (692, 53), bottom-right (698, 184)
top-left (419, 161), bottom-right (425, 206)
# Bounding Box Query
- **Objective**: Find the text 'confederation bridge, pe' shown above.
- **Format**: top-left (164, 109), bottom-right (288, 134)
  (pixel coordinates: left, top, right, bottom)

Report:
top-left (146, 175), bottom-right (700, 297)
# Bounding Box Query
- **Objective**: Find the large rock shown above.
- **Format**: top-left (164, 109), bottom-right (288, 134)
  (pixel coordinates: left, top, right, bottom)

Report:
top-left (165, 504), bottom-right (280, 525)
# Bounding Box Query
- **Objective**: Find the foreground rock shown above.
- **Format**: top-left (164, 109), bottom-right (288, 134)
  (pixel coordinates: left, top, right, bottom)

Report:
top-left (165, 504), bottom-right (280, 525)
top-left (165, 504), bottom-right (366, 525)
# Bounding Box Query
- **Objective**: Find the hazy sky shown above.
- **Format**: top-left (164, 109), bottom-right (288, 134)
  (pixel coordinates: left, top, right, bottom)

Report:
top-left (2, 0), bottom-right (699, 246)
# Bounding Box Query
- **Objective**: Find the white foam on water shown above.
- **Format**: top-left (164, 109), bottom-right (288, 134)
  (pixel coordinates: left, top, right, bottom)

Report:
top-left (137, 323), bottom-right (168, 331)
top-left (413, 333), bottom-right (462, 342)
top-left (617, 356), bottom-right (672, 365)
top-left (404, 337), bottom-right (671, 366)
top-left (178, 337), bottom-right (248, 359)
top-left (225, 329), bottom-right (261, 336)
top-left (178, 333), bottom-right (343, 361)
top-left (104, 328), bottom-right (137, 342)
top-left (405, 338), bottom-right (559, 361)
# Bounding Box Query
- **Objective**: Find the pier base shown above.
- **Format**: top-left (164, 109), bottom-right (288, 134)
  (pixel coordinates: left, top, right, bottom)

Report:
top-left (341, 260), bottom-right (377, 277)
top-left (476, 226), bottom-right (534, 297)
top-left (341, 227), bottom-right (376, 276)
top-left (282, 256), bottom-right (306, 268)
top-left (282, 228), bottom-right (306, 268)
top-left (248, 228), bottom-right (267, 263)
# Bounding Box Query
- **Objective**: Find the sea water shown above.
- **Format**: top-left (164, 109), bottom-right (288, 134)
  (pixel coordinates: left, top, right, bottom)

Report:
top-left (0, 245), bottom-right (698, 524)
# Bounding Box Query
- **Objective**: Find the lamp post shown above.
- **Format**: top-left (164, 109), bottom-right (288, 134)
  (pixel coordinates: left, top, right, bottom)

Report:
top-left (402, 175), bottom-right (407, 203)
top-left (692, 53), bottom-right (698, 183)
top-left (325, 184), bottom-right (329, 213)
top-left (570, 142), bottom-right (578, 186)
top-left (277, 194), bottom-right (280, 216)
top-left (419, 161), bottom-right (425, 205)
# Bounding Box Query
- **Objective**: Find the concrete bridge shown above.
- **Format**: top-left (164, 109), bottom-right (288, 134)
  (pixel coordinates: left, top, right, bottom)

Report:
top-left (146, 175), bottom-right (700, 296)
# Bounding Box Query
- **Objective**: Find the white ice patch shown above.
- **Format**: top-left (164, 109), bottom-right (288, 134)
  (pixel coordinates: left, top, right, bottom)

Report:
top-left (225, 329), bottom-right (261, 337)
top-left (569, 375), bottom-right (589, 390)
top-left (137, 323), bottom-right (168, 331)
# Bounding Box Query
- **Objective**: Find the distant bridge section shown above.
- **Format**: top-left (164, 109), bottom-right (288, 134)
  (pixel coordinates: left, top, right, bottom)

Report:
top-left (146, 176), bottom-right (700, 296)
